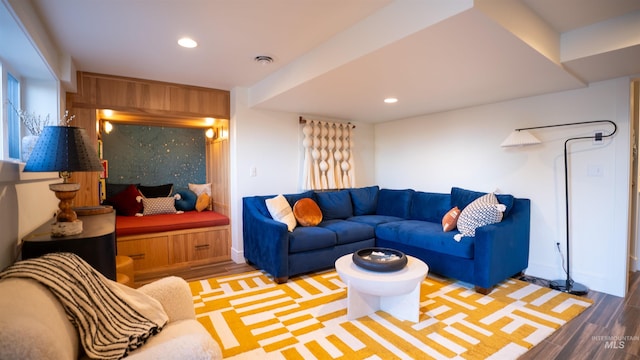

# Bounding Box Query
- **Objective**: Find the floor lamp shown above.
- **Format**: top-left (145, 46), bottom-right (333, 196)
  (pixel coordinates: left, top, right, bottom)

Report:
top-left (501, 120), bottom-right (617, 295)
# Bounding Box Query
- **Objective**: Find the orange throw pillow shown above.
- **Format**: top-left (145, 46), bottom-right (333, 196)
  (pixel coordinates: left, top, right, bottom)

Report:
top-left (442, 206), bottom-right (460, 232)
top-left (195, 193), bottom-right (210, 212)
top-left (293, 198), bottom-right (323, 227)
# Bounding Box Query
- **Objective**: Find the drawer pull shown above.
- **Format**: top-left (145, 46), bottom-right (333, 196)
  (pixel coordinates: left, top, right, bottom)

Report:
top-left (194, 244), bottom-right (210, 250)
top-left (129, 253), bottom-right (145, 260)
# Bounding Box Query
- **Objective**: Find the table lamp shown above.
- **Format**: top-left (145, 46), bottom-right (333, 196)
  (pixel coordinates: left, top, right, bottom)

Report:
top-left (24, 125), bottom-right (103, 236)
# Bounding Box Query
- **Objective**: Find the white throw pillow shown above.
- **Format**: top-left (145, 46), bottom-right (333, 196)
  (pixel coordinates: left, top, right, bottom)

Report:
top-left (454, 193), bottom-right (506, 241)
top-left (265, 195), bottom-right (297, 232)
top-left (188, 183), bottom-right (211, 196)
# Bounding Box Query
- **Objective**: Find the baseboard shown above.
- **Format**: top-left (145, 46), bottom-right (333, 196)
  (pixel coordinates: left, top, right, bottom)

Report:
top-left (525, 261), bottom-right (625, 297)
top-left (231, 247), bottom-right (245, 264)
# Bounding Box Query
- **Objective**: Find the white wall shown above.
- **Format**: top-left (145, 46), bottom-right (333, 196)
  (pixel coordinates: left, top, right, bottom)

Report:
top-left (375, 77), bottom-right (632, 297)
top-left (229, 87), bottom-right (376, 263)
top-left (0, 1), bottom-right (65, 271)
top-left (0, 162), bottom-right (58, 269)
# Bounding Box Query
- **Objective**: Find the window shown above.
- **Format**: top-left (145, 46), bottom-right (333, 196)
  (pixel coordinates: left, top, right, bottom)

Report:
top-left (6, 72), bottom-right (20, 160)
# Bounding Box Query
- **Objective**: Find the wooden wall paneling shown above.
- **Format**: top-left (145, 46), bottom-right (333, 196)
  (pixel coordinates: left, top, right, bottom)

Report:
top-left (73, 72), bottom-right (230, 119)
top-left (65, 105), bottom-right (101, 207)
top-left (213, 139), bottom-right (230, 215)
top-left (207, 120), bottom-right (230, 216)
top-left (66, 71), bottom-right (231, 210)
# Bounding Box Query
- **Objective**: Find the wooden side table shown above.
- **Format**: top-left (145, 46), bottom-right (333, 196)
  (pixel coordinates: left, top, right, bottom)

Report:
top-left (21, 212), bottom-right (117, 280)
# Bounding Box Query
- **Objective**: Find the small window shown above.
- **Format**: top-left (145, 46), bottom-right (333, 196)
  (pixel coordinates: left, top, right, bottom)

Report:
top-left (7, 72), bottom-right (20, 160)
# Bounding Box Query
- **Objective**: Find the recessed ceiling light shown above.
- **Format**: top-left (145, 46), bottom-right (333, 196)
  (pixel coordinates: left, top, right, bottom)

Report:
top-left (254, 55), bottom-right (274, 65)
top-left (384, 97), bottom-right (398, 104)
top-left (178, 37), bottom-right (198, 48)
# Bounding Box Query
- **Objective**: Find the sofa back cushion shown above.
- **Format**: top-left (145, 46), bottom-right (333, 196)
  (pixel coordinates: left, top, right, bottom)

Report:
top-left (284, 191), bottom-right (315, 207)
top-left (409, 191), bottom-right (451, 223)
top-left (348, 186), bottom-right (379, 216)
top-left (376, 189), bottom-right (414, 219)
top-left (315, 190), bottom-right (354, 220)
top-left (451, 187), bottom-right (515, 216)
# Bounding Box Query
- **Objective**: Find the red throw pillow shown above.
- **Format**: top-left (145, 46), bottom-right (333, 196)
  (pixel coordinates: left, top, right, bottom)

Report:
top-left (293, 198), bottom-right (323, 227)
top-left (108, 184), bottom-right (142, 216)
top-left (442, 206), bottom-right (461, 232)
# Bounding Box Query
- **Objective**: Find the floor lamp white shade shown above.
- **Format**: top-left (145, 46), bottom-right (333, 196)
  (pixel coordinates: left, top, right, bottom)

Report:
top-left (500, 130), bottom-right (542, 147)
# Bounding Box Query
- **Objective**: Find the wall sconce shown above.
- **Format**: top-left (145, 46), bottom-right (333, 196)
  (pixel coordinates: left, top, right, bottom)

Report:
top-left (205, 128), bottom-right (216, 139)
top-left (103, 121), bottom-right (113, 134)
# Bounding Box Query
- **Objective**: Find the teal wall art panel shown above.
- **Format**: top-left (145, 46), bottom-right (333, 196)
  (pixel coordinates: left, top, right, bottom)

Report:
top-left (102, 123), bottom-right (206, 191)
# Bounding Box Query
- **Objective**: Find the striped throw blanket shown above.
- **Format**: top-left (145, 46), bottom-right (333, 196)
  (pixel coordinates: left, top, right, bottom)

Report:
top-left (0, 252), bottom-right (168, 360)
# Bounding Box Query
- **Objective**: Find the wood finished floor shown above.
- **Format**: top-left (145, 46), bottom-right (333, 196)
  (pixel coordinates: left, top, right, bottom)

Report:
top-left (520, 271), bottom-right (640, 360)
top-left (182, 263), bottom-right (640, 359)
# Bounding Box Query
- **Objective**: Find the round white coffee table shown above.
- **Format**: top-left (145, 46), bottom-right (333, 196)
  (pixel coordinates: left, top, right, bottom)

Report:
top-left (335, 253), bottom-right (428, 322)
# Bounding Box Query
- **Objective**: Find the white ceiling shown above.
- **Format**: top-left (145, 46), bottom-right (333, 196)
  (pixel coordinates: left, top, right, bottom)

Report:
top-left (26, 0), bottom-right (640, 123)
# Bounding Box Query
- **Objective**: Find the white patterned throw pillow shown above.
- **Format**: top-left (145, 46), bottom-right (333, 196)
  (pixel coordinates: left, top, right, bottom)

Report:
top-left (265, 194), bottom-right (297, 232)
top-left (454, 193), bottom-right (506, 241)
top-left (142, 197), bottom-right (179, 215)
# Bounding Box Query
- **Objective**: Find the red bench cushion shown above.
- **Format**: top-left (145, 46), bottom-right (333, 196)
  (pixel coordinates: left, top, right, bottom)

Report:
top-left (116, 211), bottom-right (229, 237)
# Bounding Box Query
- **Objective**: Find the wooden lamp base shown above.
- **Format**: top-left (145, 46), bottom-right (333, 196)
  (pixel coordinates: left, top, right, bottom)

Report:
top-left (49, 182), bottom-right (83, 237)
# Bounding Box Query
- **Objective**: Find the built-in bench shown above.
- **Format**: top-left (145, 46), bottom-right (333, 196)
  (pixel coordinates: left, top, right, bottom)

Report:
top-left (115, 211), bottom-right (230, 284)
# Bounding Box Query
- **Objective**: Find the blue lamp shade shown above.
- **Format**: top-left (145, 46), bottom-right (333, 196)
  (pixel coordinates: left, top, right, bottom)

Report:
top-left (24, 126), bottom-right (103, 172)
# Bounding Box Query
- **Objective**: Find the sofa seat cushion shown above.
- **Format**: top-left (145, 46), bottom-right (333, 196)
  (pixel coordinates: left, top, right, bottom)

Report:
top-left (347, 215), bottom-right (404, 227)
top-left (319, 219), bottom-right (375, 245)
top-left (289, 227), bottom-right (337, 253)
top-left (375, 220), bottom-right (474, 259)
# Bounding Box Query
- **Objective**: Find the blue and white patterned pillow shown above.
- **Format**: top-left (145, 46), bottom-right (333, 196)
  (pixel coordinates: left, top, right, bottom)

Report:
top-left (454, 193), bottom-right (505, 241)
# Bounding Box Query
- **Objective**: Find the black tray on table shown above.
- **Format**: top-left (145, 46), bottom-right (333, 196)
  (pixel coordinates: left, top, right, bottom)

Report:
top-left (352, 247), bottom-right (407, 272)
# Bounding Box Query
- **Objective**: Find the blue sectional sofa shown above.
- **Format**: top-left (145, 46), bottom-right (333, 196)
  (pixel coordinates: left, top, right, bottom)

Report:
top-left (242, 186), bottom-right (530, 294)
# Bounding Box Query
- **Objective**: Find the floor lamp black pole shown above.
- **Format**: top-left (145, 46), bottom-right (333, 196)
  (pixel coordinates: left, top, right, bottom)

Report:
top-left (549, 137), bottom-right (590, 295)
top-left (506, 120), bottom-right (617, 295)
top-left (546, 120), bottom-right (617, 295)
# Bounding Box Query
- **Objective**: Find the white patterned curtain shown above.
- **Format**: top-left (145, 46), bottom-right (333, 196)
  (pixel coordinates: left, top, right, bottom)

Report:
top-left (302, 119), bottom-right (355, 190)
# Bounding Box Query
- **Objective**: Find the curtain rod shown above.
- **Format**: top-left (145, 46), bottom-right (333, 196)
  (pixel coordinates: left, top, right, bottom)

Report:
top-left (299, 116), bottom-right (355, 128)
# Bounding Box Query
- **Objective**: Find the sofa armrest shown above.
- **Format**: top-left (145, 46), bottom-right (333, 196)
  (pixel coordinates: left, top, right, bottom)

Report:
top-left (242, 197), bottom-right (290, 279)
top-left (473, 198), bottom-right (531, 289)
top-left (0, 278), bottom-right (79, 360)
top-left (137, 276), bottom-right (195, 322)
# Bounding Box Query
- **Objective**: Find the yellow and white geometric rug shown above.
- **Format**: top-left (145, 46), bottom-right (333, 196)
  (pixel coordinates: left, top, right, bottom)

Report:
top-left (190, 270), bottom-right (592, 359)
